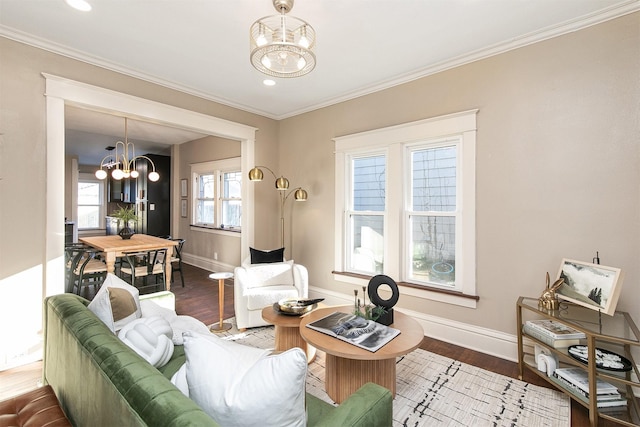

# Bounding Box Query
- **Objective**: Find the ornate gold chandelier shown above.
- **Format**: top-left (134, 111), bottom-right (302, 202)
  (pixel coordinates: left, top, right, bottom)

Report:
top-left (94, 118), bottom-right (159, 182)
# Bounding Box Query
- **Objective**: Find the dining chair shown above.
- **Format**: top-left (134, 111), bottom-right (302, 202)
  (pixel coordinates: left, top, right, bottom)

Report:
top-left (66, 246), bottom-right (108, 298)
top-left (120, 248), bottom-right (168, 294)
top-left (168, 238), bottom-right (185, 287)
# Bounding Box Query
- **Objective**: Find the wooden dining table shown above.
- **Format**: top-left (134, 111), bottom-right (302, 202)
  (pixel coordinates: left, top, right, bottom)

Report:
top-left (79, 234), bottom-right (178, 290)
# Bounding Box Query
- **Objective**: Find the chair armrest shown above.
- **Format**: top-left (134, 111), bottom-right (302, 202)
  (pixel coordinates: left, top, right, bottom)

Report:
top-left (307, 383), bottom-right (392, 427)
top-left (292, 264), bottom-right (308, 298)
top-left (233, 266), bottom-right (251, 292)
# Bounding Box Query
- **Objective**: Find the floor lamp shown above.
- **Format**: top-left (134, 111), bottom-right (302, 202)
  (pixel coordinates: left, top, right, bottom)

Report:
top-left (248, 166), bottom-right (308, 247)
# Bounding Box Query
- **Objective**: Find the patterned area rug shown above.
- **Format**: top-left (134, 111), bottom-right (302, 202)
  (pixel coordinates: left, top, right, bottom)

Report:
top-left (214, 319), bottom-right (570, 427)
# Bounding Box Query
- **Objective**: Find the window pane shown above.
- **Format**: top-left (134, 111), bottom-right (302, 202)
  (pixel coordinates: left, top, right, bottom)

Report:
top-left (350, 214), bottom-right (384, 274)
top-left (78, 182), bottom-right (100, 204)
top-left (353, 156), bottom-right (385, 212)
top-left (198, 174), bottom-right (215, 198)
top-left (412, 146), bottom-right (456, 212)
top-left (223, 172), bottom-right (242, 198)
top-left (78, 206), bottom-right (100, 228)
top-left (222, 200), bottom-right (241, 228)
top-left (197, 200), bottom-right (214, 224)
top-left (410, 215), bottom-right (455, 286)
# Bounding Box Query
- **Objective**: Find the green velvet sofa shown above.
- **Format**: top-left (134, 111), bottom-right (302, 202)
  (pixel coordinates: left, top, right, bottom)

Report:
top-left (43, 294), bottom-right (393, 426)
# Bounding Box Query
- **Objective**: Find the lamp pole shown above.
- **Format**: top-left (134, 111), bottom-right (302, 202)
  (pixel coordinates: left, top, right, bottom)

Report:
top-left (248, 166), bottom-right (308, 248)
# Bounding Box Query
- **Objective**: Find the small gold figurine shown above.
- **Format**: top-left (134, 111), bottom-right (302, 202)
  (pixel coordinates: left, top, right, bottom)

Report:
top-left (538, 272), bottom-right (564, 311)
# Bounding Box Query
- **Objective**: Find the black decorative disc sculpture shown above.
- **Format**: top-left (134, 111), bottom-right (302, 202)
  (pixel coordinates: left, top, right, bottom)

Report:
top-left (367, 275), bottom-right (400, 325)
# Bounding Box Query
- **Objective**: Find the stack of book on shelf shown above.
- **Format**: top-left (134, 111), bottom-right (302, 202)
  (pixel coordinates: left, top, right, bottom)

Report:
top-left (523, 319), bottom-right (586, 348)
top-left (551, 368), bottom-right (627, 410)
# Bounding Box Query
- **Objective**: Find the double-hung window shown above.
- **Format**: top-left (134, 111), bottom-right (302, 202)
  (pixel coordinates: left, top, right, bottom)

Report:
top-left (334, 110), bottom-right (477, 307)
top-left (77, 174), bottom-right (104, 229)
top-left (191, 158), bottom-right (241, 230)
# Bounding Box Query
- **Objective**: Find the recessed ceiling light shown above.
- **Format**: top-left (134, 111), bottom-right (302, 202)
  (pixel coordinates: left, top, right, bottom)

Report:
top-left (65, 0), bottom-right (92, 12)
top-left (263, 79), bottom-right (276, 86)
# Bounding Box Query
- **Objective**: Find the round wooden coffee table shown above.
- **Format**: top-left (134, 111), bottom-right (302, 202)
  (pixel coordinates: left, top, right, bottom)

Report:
top-left (261, 305), bottom-right (318, 363)
top-left (299, 306), bottom-right (423, 403)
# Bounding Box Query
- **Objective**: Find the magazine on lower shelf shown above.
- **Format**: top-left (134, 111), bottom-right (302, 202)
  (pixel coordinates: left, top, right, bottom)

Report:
top-left (305, 311), bottom-right (401, 352)
top-left (552, 368), bottom-right (626, 406)
top-left (549, 375), bottom-right (627, 408)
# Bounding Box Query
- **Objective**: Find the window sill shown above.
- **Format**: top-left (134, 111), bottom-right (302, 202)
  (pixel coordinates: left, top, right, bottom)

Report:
top-left (190, 224), bottom-right (241, 237)
top-left (332, 270), bottom-right (478, 309)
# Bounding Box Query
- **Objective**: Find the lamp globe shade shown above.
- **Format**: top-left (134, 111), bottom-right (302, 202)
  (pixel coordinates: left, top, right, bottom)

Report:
top-left (95, 169), bottom-right (108, 180)
top-left (112, 169), bottom-right (124, 180)
top-left (148, 171), bottom-right (160, 182)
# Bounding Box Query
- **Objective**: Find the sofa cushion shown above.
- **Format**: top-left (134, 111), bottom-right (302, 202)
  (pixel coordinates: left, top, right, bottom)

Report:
top-left (250, 247), bottom-right (285, 264)
top-left (245, 285), bottom-right (299, 310)
top-left (245, 260), bottom-right (295, 288)
top-left (118, 316), bottom-right (174, 368)
top-left (182, 331), bottom-right (307, 427)
top-left (88, 273), bottom-right (142, 332)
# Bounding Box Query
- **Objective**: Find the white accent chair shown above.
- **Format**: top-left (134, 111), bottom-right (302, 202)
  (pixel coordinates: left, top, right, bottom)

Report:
top-left (234, 258), bottom-right (308, 330)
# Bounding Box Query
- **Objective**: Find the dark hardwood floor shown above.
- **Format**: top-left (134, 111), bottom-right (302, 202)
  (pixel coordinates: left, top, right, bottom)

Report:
top-left (0, 263), bottom-right (627, 425)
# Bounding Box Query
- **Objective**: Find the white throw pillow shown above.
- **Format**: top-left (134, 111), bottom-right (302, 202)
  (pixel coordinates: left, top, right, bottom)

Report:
top-left (183, 331), bottom-right (307, 427)
top-left (118, 316), bottom-right (174, 368)
top-left (140, 298), bottom-right (178, 321)
top-left (169, 316), bottom-right (211, 345)
top-left (88, 273), bottom-right (142, 332)
top-left (245, 260), bottom-right (295, 288)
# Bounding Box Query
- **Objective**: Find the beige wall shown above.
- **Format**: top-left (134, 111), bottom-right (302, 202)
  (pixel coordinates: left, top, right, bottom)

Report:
top-left (0, 12), bottom-right (638, 367)
top-left (280, 13), bottom-right (640, 336)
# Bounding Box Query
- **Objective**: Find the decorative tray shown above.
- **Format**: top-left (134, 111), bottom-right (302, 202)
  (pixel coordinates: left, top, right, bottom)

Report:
top-left (272, 302), bottom-right (317, 316)
top-left (567, 345), bottom-right (632, 372)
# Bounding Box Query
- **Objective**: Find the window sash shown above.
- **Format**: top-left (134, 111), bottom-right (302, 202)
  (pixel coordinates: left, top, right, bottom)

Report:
top-left (77, 179), bottom-right (104, 229)
top-left (405, 140), bottom-right (460, 288)
top-left (346, 211), bottom-right (384, 274)
top-left (346, 153), bottom-right (386, 275)
top-left (195, 173), bottom-right (216, 226)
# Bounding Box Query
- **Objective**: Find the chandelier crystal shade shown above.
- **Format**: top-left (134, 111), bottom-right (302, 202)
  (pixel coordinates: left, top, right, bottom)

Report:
top-left (95, 118), bottom-right (160, 182)
top-left (250, 0), bottom-right (316, 78)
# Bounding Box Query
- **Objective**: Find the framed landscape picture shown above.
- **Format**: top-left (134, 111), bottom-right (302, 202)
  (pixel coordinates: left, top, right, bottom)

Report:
top-left (556, 258), bottom-right (623, 316)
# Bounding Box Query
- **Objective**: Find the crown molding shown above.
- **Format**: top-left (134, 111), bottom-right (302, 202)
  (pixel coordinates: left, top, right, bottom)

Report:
top-left (2, 1), bottom-right (639, 121)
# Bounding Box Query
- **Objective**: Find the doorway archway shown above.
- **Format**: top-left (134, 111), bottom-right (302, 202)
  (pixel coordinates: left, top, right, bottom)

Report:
top-left (44, 73), bottom-right (256, 293)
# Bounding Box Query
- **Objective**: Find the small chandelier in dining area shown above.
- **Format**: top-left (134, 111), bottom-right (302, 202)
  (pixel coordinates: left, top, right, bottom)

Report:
top-left (250, 0), bottom-right (316, 78)
top-left (95, 118), bottom-right (159, 182)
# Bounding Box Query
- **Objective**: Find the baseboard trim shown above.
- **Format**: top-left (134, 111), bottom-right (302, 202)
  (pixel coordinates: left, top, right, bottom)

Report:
top-left (308, 285), bottom-right (519, 362)
top-left (181, 253), bottom-right (234, 274)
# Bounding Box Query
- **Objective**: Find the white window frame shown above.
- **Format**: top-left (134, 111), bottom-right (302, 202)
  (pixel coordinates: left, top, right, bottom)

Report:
top-left (77, 173), bottom-right (105, 230)
top-left (333, 110), bottom-right (477, 308)
top-left (190, 157), bottom-right (241, 234)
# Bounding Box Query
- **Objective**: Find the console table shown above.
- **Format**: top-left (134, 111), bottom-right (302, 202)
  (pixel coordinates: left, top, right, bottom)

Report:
top-left (517, 296), bottom-right (640, 426)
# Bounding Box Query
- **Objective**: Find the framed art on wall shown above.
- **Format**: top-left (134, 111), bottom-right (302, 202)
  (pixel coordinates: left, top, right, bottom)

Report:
top-left (556, 258), bottom-right (623, 316)
top-left (181, 199), bottom-right (187, 218)
top-left (181, 179), bottom-right (188, 198)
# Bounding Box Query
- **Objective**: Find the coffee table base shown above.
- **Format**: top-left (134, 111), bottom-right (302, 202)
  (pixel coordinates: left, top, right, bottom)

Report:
top-left (275, 325), bottom-right (316, 363)
top-left (325, 354), bottom-right (396, 404)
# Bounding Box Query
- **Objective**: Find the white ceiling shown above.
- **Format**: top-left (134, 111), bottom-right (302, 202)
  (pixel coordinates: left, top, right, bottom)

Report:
top-left (1, 0), bottom-right (638, 164)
